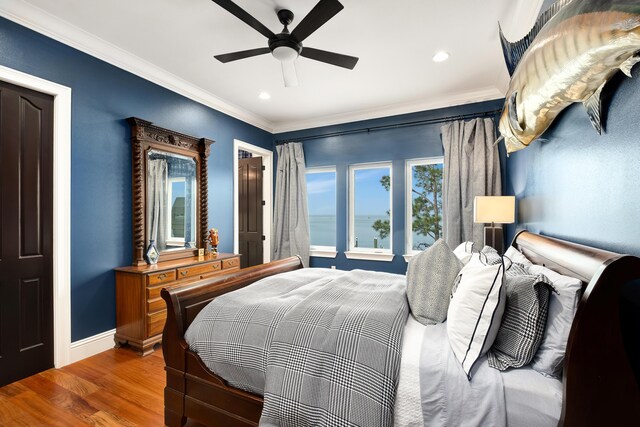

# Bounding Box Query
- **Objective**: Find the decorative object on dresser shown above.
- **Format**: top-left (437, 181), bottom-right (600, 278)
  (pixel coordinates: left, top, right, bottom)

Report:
top-left (473, 196), bottom-right (515, 254)
top-left (127, 117), bottom-right (214, 266)
top-left (115, 253), bottom-right (240, 355)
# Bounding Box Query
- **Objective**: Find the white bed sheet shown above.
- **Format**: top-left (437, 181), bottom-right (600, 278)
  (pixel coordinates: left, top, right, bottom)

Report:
top-left (393, 318), bottom-right (563, 427)
top-left (500, 366), bottom-right (563, 427)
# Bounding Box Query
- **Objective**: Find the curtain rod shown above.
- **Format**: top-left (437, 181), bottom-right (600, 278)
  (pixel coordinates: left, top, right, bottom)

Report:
top-left (274, 108), bottom-right (503, 145)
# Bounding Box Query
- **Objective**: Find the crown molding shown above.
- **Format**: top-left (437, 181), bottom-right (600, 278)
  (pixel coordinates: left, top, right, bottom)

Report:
top-left (0, 0), bottom-right (274, 133)
top-left (272, 87), bottom-right (505, 134)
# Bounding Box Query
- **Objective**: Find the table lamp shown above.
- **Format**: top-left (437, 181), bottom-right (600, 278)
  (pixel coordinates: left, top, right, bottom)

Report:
top-left (473, 196), bottom-right (515, 254)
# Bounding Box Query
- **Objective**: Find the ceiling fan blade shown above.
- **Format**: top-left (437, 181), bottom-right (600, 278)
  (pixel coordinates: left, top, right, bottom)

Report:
top-left (214, 47), bottom-right (271, 63)
top-left (211, 0), bottom-right (275, 39)
top-left (300, 47), bottom-right (358, 69)
top-left (281, 61), bottom-right (299, 87)
top-left (290, 0), bottom-right (344, 42)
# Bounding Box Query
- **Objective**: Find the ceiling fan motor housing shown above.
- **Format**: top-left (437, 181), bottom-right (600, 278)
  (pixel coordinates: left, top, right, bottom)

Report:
top-left (270, 9), bottom-right (302, 61)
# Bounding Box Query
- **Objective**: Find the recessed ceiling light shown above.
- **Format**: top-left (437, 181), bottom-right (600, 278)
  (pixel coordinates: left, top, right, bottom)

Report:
top-left (432, 51), bottom-right (449, 63)
top-left (258, 92), bottom-right (271, 100)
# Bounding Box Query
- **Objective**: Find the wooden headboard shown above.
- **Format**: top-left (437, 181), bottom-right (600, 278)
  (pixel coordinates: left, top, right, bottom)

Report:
top-left (512, 231), bottom-right (640, 426)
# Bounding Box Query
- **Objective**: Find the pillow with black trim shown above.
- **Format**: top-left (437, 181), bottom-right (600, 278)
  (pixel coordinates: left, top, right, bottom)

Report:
top-left (453, 241), bottom-right (476, 265)
top-left (447, 254), bottom-right (506, 380)
top-left (406, 239), bottom-right (463, 326)
top-left (487, 268), bottom-right (553, 370)
top-left (504, 246), bottom-right (533, 267)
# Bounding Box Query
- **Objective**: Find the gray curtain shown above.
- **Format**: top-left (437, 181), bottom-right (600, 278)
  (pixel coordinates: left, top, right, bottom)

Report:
top-left (147, 158), bottom-right (169, 250)
top-left (272, 142), bottom-right (310, 266)
top-left (442, 117), bottom-right (501, 249)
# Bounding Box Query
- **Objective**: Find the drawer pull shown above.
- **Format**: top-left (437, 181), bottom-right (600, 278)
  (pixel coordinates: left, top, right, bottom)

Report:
top-left (158, 273), bottom-right (167, 280)
top-left (180, 271), bottom-right (188, 277)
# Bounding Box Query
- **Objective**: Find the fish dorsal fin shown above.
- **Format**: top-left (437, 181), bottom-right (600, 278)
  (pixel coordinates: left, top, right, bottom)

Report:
top-left (620, 54), bottom-right (640, 77)
top-left (499, 0), bottom-right (575, 76)
top-left (583, 81), bottom-right (606, 135)
top-left (508, 91), bottom-right (524, 133)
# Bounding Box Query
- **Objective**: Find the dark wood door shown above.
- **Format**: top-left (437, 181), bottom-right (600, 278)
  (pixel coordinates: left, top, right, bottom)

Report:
top-left (238, 157), bottom-right (263, 268)
top-left (0, 81), bottom-right (54, 387)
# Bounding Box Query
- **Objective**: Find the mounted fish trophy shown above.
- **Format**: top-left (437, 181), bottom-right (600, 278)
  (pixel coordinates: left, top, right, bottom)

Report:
top-left (498, 0), bottom-right (640, 154)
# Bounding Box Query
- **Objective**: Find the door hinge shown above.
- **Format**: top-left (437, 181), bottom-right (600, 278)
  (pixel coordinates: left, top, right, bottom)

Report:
top-left (262, 235), bottom-right (266, 241)
top-left (262, 200), bottom-right (266, 206)
top-left (262, 165), bottom-right (266, 171)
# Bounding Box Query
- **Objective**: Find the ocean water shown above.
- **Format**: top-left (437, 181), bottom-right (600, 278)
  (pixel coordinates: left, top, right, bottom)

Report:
top-left (310, 215), bottom-right (390, 248)
top-left (310, 215), bottom-right (436, 250)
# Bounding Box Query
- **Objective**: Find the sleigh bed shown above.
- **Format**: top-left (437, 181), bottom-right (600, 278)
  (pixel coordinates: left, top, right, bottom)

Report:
top-left (160, 231), bottom-right (640, 426)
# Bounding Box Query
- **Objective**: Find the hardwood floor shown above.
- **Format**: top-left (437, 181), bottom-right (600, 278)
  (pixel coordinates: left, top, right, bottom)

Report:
top-left (0, 347), bottom-right (202, 426)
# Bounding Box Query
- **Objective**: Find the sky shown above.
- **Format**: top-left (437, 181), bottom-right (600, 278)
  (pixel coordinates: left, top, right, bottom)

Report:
top-left (354, 168), bottom-right (390, 216)
top-left (307, 171), bottom-right (336, 216)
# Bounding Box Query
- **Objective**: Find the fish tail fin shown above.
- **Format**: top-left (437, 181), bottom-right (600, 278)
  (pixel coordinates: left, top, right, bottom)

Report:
top-left (498, 0), bottom-right (575, 76)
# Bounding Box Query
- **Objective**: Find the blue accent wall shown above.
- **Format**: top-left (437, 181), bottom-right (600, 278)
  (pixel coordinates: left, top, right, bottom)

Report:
top-left (504, 68), bottom-right (640, 258)
top-left (275, 99), bottom-right (505, 275)
top-left (0, 17), bottom-right (272, 341)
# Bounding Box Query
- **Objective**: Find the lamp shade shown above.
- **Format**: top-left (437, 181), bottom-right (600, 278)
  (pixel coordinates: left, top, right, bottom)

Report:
top-left (474, 196), bottom-right (515, 224)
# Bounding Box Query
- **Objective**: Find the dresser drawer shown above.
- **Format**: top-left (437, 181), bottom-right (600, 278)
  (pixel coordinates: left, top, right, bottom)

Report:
top-left (177, 261), bottom-right (221, 279)
top-left (147, 270), bottom-right (176, 286)
top-left (147, 310), bottom-right (166, 337)
top-left (147, 284), bottom-right (166, 301)
top-left (147, 297), bottom-right (165, 314)
top-left (222, 257), bottom-right (240, 270)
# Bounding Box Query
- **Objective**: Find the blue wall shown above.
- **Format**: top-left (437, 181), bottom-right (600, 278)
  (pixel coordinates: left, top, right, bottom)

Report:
top-left (504, 0), bottom-right (640, 257)
top-left (504, 67), bottom-right (640, 257)
top-left (275, 99), bottom-right (504, 274)
top-left (0, 17), bottom-right (272, 341)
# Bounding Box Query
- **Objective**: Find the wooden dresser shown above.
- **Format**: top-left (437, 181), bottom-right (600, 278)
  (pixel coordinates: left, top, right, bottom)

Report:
top-left (115, 253), bottom-right (240, 355)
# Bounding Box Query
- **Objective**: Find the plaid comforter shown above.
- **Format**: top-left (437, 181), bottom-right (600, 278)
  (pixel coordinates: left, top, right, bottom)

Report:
top-left (185, 268), bottom-right (409, 427)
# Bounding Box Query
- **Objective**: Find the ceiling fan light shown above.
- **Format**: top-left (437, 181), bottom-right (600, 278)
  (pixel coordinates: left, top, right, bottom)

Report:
top-left (272, 46), bottom-right (299, 62)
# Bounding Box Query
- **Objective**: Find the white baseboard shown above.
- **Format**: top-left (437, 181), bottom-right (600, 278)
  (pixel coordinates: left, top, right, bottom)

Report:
top-left (69, 328), bottom-right (116, 364)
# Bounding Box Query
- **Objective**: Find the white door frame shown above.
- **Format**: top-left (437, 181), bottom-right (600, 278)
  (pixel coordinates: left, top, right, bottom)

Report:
top-left (233, 139), bottom-right (273, 264)
top-left (0, 65), bottom-right (72, 368)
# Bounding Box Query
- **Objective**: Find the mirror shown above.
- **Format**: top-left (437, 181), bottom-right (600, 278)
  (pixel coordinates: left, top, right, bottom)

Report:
top-left (146, 150), bottom-right (197, 252)
top-left (128, 117), bottom-right (213, 266)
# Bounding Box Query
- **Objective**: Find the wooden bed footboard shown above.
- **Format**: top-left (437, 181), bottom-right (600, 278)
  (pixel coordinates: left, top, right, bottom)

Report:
top-left (161, 233), bottom-right (640, 427)
top-left (161, 256), bottom-right (303, 427)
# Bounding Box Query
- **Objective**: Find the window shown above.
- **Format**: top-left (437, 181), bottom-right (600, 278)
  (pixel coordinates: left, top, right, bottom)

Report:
top-left (346, 162), bottom-right (394, 261)
top-left (405, 158), bottom-right (444, 256)
top-left (306, 167), bottom-right (337, 257)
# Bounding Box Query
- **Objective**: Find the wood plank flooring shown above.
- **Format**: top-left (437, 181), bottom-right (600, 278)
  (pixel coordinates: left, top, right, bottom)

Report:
top-left (0, 348), bottom-right (202, 426)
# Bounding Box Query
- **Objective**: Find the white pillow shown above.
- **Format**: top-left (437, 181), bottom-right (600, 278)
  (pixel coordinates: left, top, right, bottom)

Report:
top-left (447, 254), bottom-right (506, 379)
top-left (453, 241), bottom-right (476, 265)
top-left (504, 246), bottom-right (533, 267)
top-left (528, 265), bottom-right (582, 378)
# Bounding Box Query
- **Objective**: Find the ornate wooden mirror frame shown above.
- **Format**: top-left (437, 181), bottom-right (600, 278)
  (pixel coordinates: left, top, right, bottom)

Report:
top-left (127, 117), bottom-right (214, 266)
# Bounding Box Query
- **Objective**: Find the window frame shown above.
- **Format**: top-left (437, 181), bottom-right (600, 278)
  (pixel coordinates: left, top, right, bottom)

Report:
top-left (306, 166), bottom-right (338, 258)
top-left (345, 161), bottom-right (394, 262)
top-left (404, 157), bottom-right (444, 260)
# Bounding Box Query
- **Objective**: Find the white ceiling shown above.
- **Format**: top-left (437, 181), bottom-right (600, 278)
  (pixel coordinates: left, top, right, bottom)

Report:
top-left (1, 0), bottom-right (542, 133)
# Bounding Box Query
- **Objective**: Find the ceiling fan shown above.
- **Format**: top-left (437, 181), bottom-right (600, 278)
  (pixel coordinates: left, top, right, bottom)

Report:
top-left (211, 0), bottom-right (359, 87)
